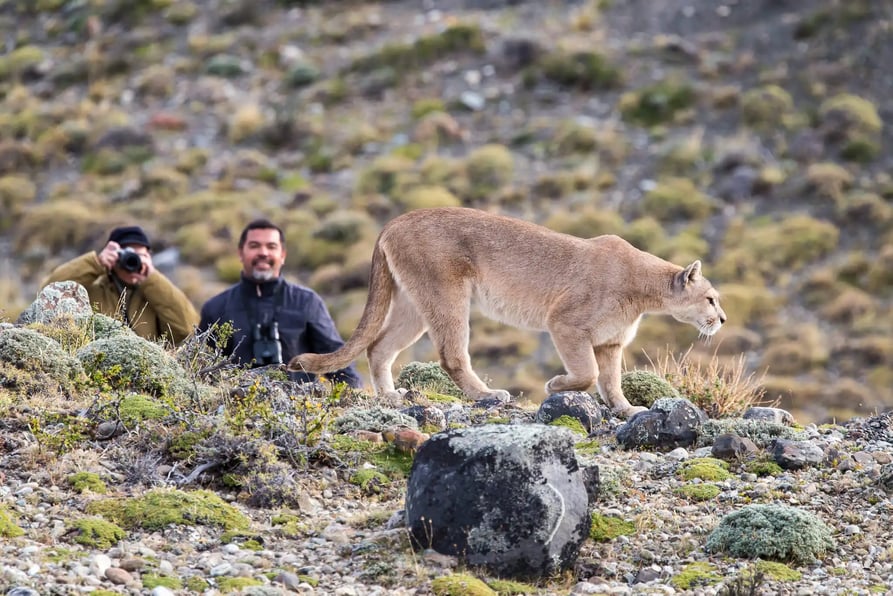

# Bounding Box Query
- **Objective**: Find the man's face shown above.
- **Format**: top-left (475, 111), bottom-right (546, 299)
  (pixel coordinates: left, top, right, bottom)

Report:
top-left (239, 228), bottom-right (286, 281)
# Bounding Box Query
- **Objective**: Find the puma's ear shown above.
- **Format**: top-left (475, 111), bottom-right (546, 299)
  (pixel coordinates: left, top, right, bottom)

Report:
top-left (677, 260), bottom-right (702, 288)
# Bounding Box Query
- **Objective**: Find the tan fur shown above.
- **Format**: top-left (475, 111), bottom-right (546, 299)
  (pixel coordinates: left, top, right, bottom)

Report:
top-left (288, 207), bottom-right (727, 416)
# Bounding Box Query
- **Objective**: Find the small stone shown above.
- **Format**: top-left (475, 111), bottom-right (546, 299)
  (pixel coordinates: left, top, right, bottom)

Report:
top-left (119, 557), bottom-right (145, 572)
top-left (105, 567), bottom-right (133, 585)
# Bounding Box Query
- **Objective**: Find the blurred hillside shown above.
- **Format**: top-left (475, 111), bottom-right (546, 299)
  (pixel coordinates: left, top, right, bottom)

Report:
top-left (0, 0), bottom-right (891, 423)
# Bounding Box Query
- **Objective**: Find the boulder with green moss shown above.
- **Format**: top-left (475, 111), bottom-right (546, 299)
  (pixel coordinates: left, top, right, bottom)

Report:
top-left (620, 370), bottom-right (680, 408)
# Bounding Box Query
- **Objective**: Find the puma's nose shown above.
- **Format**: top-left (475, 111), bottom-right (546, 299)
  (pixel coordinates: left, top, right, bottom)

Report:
top-left (719, 313), bottom-right (727, 324)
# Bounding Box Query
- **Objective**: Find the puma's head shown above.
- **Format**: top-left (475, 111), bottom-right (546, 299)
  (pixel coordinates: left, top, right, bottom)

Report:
top-left (668, 260), bottom-right (726, 337)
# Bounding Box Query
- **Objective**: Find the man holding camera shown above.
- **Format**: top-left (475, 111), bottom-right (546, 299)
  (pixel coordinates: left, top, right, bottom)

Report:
top-left (198, 218), bottom-right (362, 388)
top-left (41, 225), bottom-right (199, 346)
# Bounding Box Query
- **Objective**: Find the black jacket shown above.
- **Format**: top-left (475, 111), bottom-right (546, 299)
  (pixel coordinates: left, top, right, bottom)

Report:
top-left (198, 275), bottom-right (362, 388)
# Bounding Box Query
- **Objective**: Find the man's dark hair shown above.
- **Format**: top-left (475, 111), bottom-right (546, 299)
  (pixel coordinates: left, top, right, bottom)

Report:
top-left (238, 219), bottom-right (285, 249)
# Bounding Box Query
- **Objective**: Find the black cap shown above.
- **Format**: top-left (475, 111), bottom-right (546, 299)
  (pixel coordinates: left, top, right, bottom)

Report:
top-left (108, 225), bottom-right (150, 249)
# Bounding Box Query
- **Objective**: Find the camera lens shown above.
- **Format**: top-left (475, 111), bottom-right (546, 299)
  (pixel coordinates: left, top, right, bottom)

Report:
top-left (117, 249), bottom-right (142, 273)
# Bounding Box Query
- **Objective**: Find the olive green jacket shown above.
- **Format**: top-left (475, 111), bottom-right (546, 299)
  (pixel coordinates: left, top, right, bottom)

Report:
top-left (42, 252), bottom-right (199, 346)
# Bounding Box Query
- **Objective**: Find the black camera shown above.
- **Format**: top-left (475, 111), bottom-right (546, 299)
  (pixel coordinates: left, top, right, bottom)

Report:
top-left (252, 322), bottom-right (283, 365)
top-left (116, 247), bottom-right (143, 273)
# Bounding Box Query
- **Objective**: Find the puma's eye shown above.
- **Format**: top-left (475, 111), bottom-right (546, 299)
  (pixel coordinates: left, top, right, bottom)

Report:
top-left (707, 297), bottom-right (716, 306)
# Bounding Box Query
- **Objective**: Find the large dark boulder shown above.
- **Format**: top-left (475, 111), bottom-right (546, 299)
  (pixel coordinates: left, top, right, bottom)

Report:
top-left (535, 391), bottom-right (606, 432)
top-left (404, 424), bottom-right (590, 578)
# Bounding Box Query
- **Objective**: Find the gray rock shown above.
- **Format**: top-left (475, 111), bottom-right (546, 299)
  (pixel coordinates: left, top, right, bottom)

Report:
top-left (405, 424), bottom-right (590, 578)
top-left (400, 405), bottom-right (446, 431)
top-left (743, 407), bottom-right (795, 426)
top-left (7, 588), bottom-right (41, 596)
top-left (616, 398), bottom-right (707, 451)
top-left (711, 433), bottom-right (759, 460)
top-left (771, 439), bottom-right (825, 470)
top-left (536, 391), bottom-right (606, 432)
top-left (15, 281), bottom-right (92, 325)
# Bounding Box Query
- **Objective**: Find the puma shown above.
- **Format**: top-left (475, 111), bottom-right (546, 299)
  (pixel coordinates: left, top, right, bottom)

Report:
top-left (288, 207), bottom-right (726, 416)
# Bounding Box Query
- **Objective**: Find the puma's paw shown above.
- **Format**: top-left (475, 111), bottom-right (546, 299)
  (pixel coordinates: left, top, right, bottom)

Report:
top-left (285, 356), bottom-right (303, 372)
top-left (615, 405), bottom-right (648, 419)
top-left (475, 389), bottom-right (512, 403)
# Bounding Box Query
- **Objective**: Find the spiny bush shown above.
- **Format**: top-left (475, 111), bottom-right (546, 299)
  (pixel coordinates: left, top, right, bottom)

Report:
top-left (536, 50), bottom-right (621, 91)
top-left (0, 327), bottom-right (84, 388)
top-left (706, 504), bottom-right (834, 563)
top-left (619, 79), bottom-right (697, 127)
top-left (346, 24), bottom-right (485, 74)
top-left (740, 84), bottom-right (795, 128)
top-left (395, 361), bottom-right (463, 398)
top-left (544, 207), bottom-right (624, 239)
top-left (641, 177), bottom-right (714, 222)
top-left (464, 144), bottom-right (514, 202)
top-left (652, 349), bottom-right (770, 418)
top-left (698, 419), bottom-right (803, 448)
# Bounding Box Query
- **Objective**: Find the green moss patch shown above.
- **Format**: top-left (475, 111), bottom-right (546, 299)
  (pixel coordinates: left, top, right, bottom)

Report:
top-left (68, 517), bottom-right (126, 549)
top-left (432, 573), bottom-right (496, 596)
top-left (590, 513), bottom-right (636, 542)
top-left (678, 457), bottom-right (732, 481)
top-left (674, 483), bottom-right (721, 501)
top-left (620, 370), bottom-right (680, 408)
top-left (0, 507), bottom-right (25, 538)
top-left (68, 472), bottom-right (107, 494)
top-left (86, 489), bottom-right (250, 531)
top-left (671, 562), bottom-right (722, 590)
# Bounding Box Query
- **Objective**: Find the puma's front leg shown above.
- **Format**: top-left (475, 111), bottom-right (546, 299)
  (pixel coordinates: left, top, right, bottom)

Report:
top-left (595, 344), bottom-right (645, 418)
top-left (545, 325), bottom-right (597, 394)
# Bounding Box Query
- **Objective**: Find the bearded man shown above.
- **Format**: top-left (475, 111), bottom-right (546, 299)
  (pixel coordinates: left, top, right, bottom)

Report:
top-left (197, 218), bottom-right (362, 387)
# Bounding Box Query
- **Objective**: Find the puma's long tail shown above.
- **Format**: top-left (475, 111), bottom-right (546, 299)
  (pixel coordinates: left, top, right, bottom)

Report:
top-left (288, 242), bottom-right (394, 374)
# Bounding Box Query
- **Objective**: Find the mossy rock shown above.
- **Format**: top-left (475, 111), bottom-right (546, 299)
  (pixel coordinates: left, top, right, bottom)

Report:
top-left (0, 507), bottom-right (25, 538)
top-left (671, 562), bottom-right (722, 590)
top-left (0, 327), bottom-right (84, 386)
top-left (142, 574), bottom-right (184, 590)
top-left (548, 415), bottom-right (588, 436)
top-left (331, 407), bottom-right (419, 434)
top-left (706, 504), bottom-right (834, 563)
top-left (642, 177), bottom-right (714, 221)
top-left (674, 483), bottom-right (721, 501)
top-left (86, 488), bottom-right (250, 531)
top-left (67, 517), bottom-right (126, 549)
top-left (620, 370), bottom-right (680, 408)
top-left (395, 361), bottom-right (464, 398)
top-left (590, 513), bottom-right (636, 542)
top-left (619, 79), bottom-right (696, 126)
top-left (68, 472), bottom-right (107, 494)
top-left (485, 578), bottom-right (538, 594)
top-left (347, 24), bottom-right (485, 74)
top-left (76, 335), bottom-right (193, 398)
top-left (678, 457), bottom-right (731, 481)
top-left (740, 84), bottom-right (794, 128)
top-left (698, 418), bottom-right (803, 448)
top-left (350, 469), bottom-right (390, 494)
top-left (431, 573), bottom-right (496, 596)
top-left (117, 393), bottom-right (171, 425)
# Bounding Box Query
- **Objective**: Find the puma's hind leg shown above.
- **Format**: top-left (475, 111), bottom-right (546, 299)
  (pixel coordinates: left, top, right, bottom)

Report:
top-left (545, 323), bottom-right (597, 394)
top-left (412, 283), bottom-right (510, 401)
top-left (366, 288), bottom-right (427, 396)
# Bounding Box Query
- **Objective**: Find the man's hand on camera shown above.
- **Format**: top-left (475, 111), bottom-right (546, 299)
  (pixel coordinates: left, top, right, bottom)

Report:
top-left (97, 241), bottom-right (121, 271)
top-left (98, 241), bottom-right (155, 285)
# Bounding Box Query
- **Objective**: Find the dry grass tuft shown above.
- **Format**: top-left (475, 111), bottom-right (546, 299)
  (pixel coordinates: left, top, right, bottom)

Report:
top-left (647, 347), bottom-right (775, 418)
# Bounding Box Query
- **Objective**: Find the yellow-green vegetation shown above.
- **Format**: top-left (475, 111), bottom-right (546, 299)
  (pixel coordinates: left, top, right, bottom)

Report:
top-left (619, 78), bottom-right (696, 126)
top-left (331, 435), bottom-right (415, 478)
top-left (68, 517), bottom-right (126, 549)
top-left (740, 84), bottom-right (795, 128)
top-left (641, 177), bottom-right (714, 221)
top-left (674, 483), bottom-right (721, 501)
top-left (347, 24), bottom-right (485, 74)
top-left (412, 98), bottom-right (447, 119)
top-left (86, 489), bottom-right (250, 531)
top-left (432, 573), bottom-right (496, 596)
top-left (535, 50), bottom-right (621, 90)
top-left (717, 284), bottom-right (777, 327)
top-left (15, 200), bottom-right (116, 254)
top-left (0, 175), bottom-right (37, 231)
top-left (548, 415), bottom-right (588, 436)
top-left (806, 162), bottom-right (853, 202)
top-left (819, 93), bottom-right (883, 162)
top-left (745, 459), bottom-right (784, 477)
top-left (465, 144), bottom-right (514, 201)
top-left (185, 576), bottom-right (210, 592)
top-left (543, 207), bottom-right (623, 238)
top-left (395, 185), bottom-right (461, 210)
top-left (271, 513), bottom-right (307, 538)
top-left (0, 507), bottom-right (25, 538)
top-left (678, 458), bottom-right (732, 481)
top-left (574, 439), bottom-right (601, 455)
top-left (752, 560), bottom-right (802, 581)
top-left (142, 574), bottom-right (183, 590)
top-left (671, 562), bottom-right (722, 590)
top-left (68, 472), bottom-right (107, 494)
top-left (486, 578), bottom-right (538, 594)
top-left (589, 513), bottom-right (636, 542)
top-left (117, 393), bottom-right (171, 425)
top-left (0, 45), bottom-right (46, 80)
top-left (350, 469), bottom-right (391, 495)
top-left (217, 577), bottom-right (263, 592)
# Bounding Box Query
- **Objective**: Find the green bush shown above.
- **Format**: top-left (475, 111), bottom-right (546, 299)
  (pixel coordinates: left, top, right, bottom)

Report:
top-left (620, 79), bottom-right (696, 126)
top-left (0, 327), bottom-right (84, 387)
top-left (706, 504), bottom-right (834, 563)
top-left (395, 361), bottom-right (463, 397)
top-left (642, 178), bottom-right (714, 222)
top-left (465, 144), bottom-right (514, 201)
top-left (740, 84), bottom-right (794, 128)
top-left (537, 50), bottom-right (621, 90)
